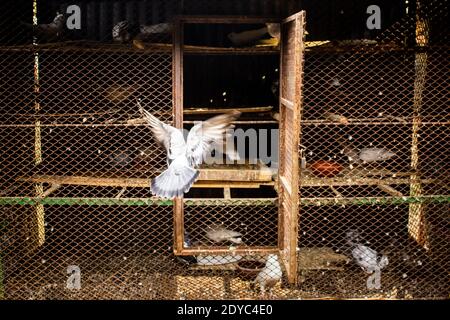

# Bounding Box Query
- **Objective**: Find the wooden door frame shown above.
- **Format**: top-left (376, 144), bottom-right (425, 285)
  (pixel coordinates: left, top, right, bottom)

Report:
top-left (277, 10), bottom-right (306, 285)
top-left (172, 16), bottom-right (281, 256)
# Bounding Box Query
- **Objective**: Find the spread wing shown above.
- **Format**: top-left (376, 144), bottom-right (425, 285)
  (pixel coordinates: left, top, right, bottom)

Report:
top-left (138, 99), bottom-right (186, 159)
top-left (185, 111), bottom-right (241, 167)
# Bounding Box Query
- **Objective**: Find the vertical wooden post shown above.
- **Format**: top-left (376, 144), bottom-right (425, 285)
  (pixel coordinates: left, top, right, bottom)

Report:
top-left (172, 17), bottom-right (184, 254)
top-left (0, 252), bottom-right (3, 299)
top-left (408, 1), bottom-right (429, 249)
top-left (278, 11), bottom-right (306, 285)
top-left (29, 0), bottom-right (45, 252)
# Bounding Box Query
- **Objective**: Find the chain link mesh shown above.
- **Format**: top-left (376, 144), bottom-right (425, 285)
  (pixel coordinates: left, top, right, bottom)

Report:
top-left (0, 0), bottom-right (448, 300)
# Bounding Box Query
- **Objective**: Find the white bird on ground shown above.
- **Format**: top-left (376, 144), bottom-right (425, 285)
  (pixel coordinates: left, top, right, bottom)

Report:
top-left (205, 224), bottom-right (242, 244)
top-left (346, 230), bottom-right (388, 290)
top-left (254, 254), bottom-right (282, 296)
top-left (138, 99), bottom-right (240, 198)
top-left (351, 244), bottom-right (389, 273)
top-left (346, 230), bottom-right (389, 273)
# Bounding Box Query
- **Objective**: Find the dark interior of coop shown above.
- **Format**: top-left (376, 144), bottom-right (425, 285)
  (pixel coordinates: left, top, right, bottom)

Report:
top-left (0, 0), bottom-right (448, 299)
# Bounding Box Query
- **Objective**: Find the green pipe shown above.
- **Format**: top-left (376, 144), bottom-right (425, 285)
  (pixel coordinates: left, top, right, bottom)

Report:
top-left (299, 195), bottom-right (450, 206)
top-left (0, 197), bottom-right (276, 206)
top-left (0, 196), bottom-right (448, 206)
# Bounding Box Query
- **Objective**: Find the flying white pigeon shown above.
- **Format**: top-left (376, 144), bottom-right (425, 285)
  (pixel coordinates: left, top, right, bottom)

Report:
top-left (138, 99), bottom-right (240, 198)
top-left (254, 254), bottom-right (283, 296)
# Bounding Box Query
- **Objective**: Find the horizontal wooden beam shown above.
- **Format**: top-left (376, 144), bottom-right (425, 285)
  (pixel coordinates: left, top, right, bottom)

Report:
top-left (175, 246), bottom-right (279, 256)
top-left (17, 165), bottom-right (273, 188)
top-left (301, 176), bottom-right (438, 187)
top-left (183, 106), bottom-right (273, 114)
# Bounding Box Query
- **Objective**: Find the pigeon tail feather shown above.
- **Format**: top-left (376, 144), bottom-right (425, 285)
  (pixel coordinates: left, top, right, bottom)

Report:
top-left (151, 162), bottom-right (199, 198)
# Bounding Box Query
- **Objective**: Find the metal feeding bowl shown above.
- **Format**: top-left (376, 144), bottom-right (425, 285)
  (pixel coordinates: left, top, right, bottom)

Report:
top-left (310, 160), bottom-right (343, 178)
top-left (236, 259), bottom-right (265, 281)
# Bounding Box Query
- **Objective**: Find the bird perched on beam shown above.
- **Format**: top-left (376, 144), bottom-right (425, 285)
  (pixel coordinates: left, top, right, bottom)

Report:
top-left (22, 11), bottom-right (66, 41)
top-left (338, 137), bottom-right (396, 165)
top-left (112, 21), bottom-right (172, 44)
top-left (205, 224), bottom-right (242, 244)
top-left (138, 99), bottom-right (240, 198)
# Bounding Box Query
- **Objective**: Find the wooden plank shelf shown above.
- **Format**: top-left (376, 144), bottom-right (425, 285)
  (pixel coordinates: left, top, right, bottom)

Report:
top-left (0, 42), bottom-right (279, 55)
top-left (2, 41), bottom-right (445, 55)
top-left (16, 163), bottom-right (274, 190)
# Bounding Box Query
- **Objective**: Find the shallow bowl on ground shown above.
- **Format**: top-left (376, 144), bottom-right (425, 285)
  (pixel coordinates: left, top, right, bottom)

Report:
top-left (310, 160), bottom-right (343, 178)
top-left (236, 260), bottom-right (265, 281)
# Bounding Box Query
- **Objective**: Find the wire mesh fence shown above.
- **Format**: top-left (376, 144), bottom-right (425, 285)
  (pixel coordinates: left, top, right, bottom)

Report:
top-left (0, 0), bottom-right (449, 300)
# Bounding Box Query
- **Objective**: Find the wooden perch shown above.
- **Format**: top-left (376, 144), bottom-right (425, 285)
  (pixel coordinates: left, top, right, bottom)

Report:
top-left (184, 106), bottom-right (273, 115)
top-left (377, 184), bottom-right (404, 197)
top-left (115, 187), bottom-right (127, 199)
top-left (17, 175), bottom-right (274, 189)
top-left (301, 176), bottom-right (436, 187)
top-left (39, 183), bottom-right (61, 198)
top-left (329, 186), bottom-right (343, 198)
top-left (17, 163), bottom-right (274, 190)
top-left (125, 106), bottom-right (275, 125)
